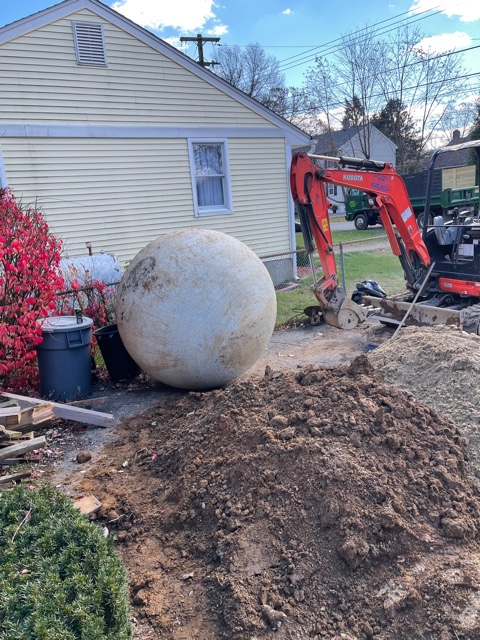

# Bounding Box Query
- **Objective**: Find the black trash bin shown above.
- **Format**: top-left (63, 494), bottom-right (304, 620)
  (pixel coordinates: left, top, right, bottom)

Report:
top-left (94, 324), bottom-right (141, 382)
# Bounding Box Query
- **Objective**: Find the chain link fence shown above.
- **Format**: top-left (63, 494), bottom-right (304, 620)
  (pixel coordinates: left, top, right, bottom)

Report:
top-left (260, 233), bottom-right (407, 325)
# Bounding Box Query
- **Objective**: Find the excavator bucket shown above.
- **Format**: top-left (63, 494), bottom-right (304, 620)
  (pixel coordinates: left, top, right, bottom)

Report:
top-left (314, 297), bottom-right (370, 330)
top-left (323, 297), bottom-right (370, 330)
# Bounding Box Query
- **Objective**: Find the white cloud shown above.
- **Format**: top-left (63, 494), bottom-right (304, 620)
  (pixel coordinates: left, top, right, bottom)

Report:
top-left (111, 0), bottom-right (227, 33)
top-left (163, 37), bottom-right (188, 49)
top-left (282, 8), bottom-right (293, 15)
top-left (414, 31), bottom-right (472, 53)
top-left (205, 24), bottom-right (229, 36)
top-left (409, 0), bottom-right (480, 22)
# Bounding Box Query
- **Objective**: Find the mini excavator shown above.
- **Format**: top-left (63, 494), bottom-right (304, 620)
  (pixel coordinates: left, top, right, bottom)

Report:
top-left (290, 140), bottom-right (480, 332)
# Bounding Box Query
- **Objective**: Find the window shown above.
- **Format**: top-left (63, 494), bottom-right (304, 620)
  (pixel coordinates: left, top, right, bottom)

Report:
top-left (188, 140), bottom-right (233, 216)
top-left (72, 21), bottom-right (107, 66)
top-left (328, 184), bottom-right (338, 197)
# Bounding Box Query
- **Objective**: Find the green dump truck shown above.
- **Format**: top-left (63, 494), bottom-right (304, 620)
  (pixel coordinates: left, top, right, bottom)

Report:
top-left (345, 185), bottom-right (479, 230)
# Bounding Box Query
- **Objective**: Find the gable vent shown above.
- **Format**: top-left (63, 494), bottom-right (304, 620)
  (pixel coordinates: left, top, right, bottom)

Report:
top-left (72, 21), bottom-right (107, 66)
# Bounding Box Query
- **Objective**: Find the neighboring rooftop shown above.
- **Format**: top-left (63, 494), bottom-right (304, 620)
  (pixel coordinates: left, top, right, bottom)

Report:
top-left (434, 129), bottom-right (473, 168)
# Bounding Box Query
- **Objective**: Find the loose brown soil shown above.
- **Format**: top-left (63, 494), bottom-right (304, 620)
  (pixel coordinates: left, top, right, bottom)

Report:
top-left (71, 326), bottom-right (480, 640)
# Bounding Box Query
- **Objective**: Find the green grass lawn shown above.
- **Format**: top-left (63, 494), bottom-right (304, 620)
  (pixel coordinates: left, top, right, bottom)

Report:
top-left (276, 242), bottom-right (406, 327)
top-left (332, 228), bottom-right (386, 244)
top-left (295, 228), bottom-right (386, 249)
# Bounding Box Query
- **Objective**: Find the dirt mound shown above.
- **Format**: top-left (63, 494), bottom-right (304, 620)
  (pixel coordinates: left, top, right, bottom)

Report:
top-left (368, 325), bottom-right (480, 477)
top-left (77, 356), bottom-right (480, 640)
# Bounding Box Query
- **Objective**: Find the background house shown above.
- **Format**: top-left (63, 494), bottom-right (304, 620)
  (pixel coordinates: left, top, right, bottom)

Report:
top-left (0, 0), bottom-right (310, 284)
top-left (310, 123), bottom-right (397, 213)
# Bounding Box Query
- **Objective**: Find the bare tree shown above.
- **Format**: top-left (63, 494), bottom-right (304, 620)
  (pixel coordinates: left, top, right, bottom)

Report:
top-left (304, 57), bottom-right (340, 136)
top-left (306, 26), bottom-right (387, 158)
top-left (380, 25), bottom-right (466, 166)
top-left (214, 43), bottom-right (314, 128)
top-left (435, 97), bottom-right (479, 145)
top-left (214, 43), bottom-right (285, 102)
top-left (304, 24), bottom-right (469, 171)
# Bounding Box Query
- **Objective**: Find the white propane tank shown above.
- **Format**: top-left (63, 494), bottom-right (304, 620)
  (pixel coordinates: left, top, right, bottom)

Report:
top-left (116, 229), bottom-right (277, 390)
top-left (60, 253), bottom-right (122, 287)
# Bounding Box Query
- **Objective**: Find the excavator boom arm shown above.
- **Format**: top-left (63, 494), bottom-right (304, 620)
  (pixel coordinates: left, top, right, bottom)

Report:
top-left (316, 159), bottom-right (430, 268)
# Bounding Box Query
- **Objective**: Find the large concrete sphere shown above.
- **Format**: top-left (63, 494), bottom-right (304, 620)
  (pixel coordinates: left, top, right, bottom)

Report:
top-left (116, 229), bottom-right (277, 390)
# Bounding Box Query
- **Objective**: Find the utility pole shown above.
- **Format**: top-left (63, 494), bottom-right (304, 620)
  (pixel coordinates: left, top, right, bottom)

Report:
top-left (180, 34), bottom-right (220, 68)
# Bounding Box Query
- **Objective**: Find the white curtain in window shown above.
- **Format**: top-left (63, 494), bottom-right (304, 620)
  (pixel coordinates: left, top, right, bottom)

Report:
top-left (193, 144), bottom-right (225, 207)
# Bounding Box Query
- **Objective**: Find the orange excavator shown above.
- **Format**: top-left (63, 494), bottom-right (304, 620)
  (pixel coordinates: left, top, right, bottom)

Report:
top-left (290, 140), bottom-right (480, 331)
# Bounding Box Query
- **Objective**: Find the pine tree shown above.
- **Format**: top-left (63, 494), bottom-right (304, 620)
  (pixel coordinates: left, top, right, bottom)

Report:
top-left (470, 97), bottom-right (480, 141)
top-left (371, 99), bottom-right (423, 173)
top-left (343, 95), bottom-right (365, 127)
top-left (468, 97), bottom-right (480, 170)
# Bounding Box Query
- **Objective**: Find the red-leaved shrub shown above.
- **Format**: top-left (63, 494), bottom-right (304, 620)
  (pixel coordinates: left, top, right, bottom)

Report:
top-left (0, 189), bottom-right (64, 393)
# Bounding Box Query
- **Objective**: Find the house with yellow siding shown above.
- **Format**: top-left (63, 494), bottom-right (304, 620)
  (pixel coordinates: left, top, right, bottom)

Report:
top-left (0, 0), bottom-right (310, 282)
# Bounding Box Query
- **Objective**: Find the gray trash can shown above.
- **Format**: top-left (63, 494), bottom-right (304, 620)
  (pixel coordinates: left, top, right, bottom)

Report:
top-left (36, 316), bottom-right (93, 401)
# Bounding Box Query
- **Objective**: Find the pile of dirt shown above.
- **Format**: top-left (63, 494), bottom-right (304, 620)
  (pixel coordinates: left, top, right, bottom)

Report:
top-left (76, 356), bottom-right (480, 640)
top-left (368, 325), bottom-right (480, 477)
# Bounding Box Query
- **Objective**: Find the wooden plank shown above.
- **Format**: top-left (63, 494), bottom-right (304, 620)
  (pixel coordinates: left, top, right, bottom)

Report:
top-left (0, 470), bottom-right (32, 485)
top-left (0, 436), bottom-right (46, 462)
top-left (4, 403), bottom-right (54, 428)
top-left (0, 425), bottom-right (23, 441)
top-left (0, 459), bottom-right (39, 467)
top-left (0, 432), bottom-right (33, 446)
top-left (0, 399), bottom-right (17, 408)
top-left (67, 397), bottom-right (107, 408)
top-left (0, 406), bottom-right (20, 418)
top-left (1, 393), bottom-right (115, 428)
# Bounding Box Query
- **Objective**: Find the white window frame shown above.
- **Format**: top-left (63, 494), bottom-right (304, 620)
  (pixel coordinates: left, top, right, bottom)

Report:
top-left (188, 139), bottom-right (233, 217)
top-left (0, 146), bottom-right (8, 188)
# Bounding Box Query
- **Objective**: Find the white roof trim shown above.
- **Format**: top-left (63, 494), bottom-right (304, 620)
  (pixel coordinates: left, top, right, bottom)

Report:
top-left (0, 123), bottom-right (289, 139)
top-left (0, 0), bottom-right (310, 146)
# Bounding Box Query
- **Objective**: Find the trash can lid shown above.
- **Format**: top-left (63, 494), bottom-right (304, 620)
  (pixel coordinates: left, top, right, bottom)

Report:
top-left (40, 316), bottom-right (93, 332)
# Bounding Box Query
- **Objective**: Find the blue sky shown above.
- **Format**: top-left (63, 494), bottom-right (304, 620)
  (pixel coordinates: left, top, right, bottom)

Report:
top-left (1, 0), bottom-right (479, 90)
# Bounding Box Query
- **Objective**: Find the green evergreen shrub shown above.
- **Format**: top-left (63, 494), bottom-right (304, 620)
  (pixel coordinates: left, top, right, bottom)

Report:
top-left (0, 485), bottom-right (131, 640)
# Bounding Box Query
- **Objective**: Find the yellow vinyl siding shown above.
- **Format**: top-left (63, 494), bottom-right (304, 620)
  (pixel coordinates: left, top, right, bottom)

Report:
top-left (0, 8), bottom-right (277, 129)
top-left (2, 137), bottom-right (290, 265)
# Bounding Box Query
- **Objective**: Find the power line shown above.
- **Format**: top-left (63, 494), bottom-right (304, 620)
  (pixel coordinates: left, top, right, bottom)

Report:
top-left (278, 8), bottom-right (443, 72)
top-left (215, 5), bottom-right (441, 68)
top-left (302, 44), bottom-right (480, 97)
top-left (278, 5), bottom-right (434, 68)
top-left (306, 71), bottom-right (480, 113)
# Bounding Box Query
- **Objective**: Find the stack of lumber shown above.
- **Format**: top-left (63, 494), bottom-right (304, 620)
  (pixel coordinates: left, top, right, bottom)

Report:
top-left (0, 400), bottom-right (53, 468)
top-left (0, 393), bottom-right (115, 487)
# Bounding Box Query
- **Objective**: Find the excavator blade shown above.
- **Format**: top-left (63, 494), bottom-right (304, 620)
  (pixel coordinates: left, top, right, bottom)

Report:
top-left (322, 298), bottom-right (370, 330)
top-left (361, 295), bottom-right (463, 328)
